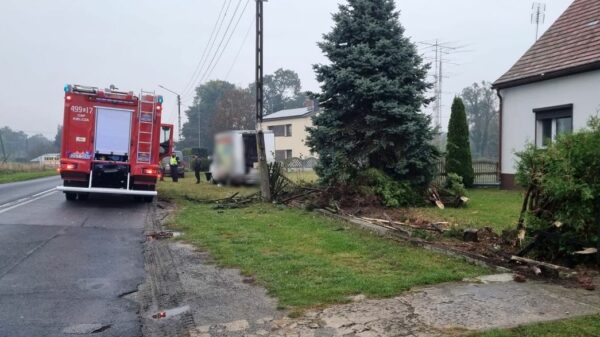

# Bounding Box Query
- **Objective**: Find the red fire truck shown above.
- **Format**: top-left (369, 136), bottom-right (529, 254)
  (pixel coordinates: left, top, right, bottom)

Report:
top-left (57, 84), bottom-right (174, 202)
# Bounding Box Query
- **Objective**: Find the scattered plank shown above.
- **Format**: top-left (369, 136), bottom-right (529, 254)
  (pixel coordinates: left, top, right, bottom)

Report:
top-left (510, 255), bottom-right (572, 273)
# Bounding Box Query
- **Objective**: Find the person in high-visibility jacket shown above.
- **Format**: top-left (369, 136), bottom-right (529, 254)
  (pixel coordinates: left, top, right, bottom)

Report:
top-left (169, 153), bottom-right (180, 182)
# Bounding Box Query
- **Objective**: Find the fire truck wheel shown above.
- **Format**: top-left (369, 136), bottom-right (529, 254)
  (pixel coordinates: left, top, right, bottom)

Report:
top-left (143, 196), bottom-right (154, 203)
top-left (65, 193), bottom-right (77, 201)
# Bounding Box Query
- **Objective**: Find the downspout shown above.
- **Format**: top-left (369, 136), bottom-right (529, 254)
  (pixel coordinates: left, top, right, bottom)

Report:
top-left (496, 89), bottom-right (504, 189)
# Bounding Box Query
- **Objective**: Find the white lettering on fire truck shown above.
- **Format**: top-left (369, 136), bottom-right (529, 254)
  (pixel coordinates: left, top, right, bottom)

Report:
top-left (71, 106), bottom-right (93, 122)
top-left (70, 106), bottom-right (94, 114)
top-left (76, 137), bottom-right (86, 143)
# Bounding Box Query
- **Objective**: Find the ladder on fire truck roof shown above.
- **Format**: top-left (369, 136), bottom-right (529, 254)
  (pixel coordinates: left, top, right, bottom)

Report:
top-left (137, 90), bottom-right (156, 164)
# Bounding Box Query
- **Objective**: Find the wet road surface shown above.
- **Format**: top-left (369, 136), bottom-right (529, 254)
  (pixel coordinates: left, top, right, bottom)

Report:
top-left (0, 176), bottom-right (149, 337)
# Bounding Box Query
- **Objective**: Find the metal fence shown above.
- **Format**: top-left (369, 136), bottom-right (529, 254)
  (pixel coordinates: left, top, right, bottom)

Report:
top-left (434, 159), bottom-right (500, 186)
top-left (278, 157), bottom-right (500, 186)
top-left (280, 157), bottom-right (319, 172)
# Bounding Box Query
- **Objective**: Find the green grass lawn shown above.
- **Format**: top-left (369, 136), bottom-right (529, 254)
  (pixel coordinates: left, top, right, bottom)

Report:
top-left (284, 170), bottom-right (318, 184)
top-left (0, 169), bottom-right (58, 184)
top-left (410, 188), bottom-right (524, 233)
top-left (162, 181), bottom-right (488, 310)
top-left (471, 315), bottom-right (600, 337)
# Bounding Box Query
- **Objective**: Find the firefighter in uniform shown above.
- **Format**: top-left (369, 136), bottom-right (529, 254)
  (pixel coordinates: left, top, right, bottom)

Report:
top-left (192, 155), bottom-right (202, 184)
top-left (169, 153), bottom-right (179, 182)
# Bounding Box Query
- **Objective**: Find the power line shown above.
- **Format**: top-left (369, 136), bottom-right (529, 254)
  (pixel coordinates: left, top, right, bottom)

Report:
top-left (225, 18), bottom-right (255, 81)
top-left (203, 0), bottom-right (252, 83)
top-left (181, 0), bottom-right (229, 96)
top-left (418, 40), bottom-right (468, 136)
top-left (182, 0), bottom-right (233, 98)
top-left (195, 0), bottom-right (248, 87)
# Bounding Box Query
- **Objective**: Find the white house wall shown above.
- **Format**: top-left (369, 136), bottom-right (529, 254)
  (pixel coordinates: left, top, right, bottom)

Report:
top-left (500, 69), bottom-right (600, 175)
top-left (261, 116), bottom-right (316, 158)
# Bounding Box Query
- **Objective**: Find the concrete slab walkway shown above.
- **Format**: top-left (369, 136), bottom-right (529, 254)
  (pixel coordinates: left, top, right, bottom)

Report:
top-left (264, 275), bottom-right (600, 337)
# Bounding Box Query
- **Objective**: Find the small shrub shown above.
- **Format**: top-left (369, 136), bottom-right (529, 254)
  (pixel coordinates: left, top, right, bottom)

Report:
top-left (445, 173), bottom-right (468, 198)
top-left (515, 118), bottom-right (600, 260)
top-left (268, 162), bottom-right (292, 200)
top-left (358, 168), bottom-right (421, 207)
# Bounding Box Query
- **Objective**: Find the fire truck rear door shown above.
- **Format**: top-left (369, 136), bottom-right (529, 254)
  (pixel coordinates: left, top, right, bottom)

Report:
top-left (95, 107), bottom-right (133, 156)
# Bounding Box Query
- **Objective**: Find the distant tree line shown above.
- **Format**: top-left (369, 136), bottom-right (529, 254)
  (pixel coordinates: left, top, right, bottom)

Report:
top-left (179, 68), bottom-right (308, 152)
top-left (460, 81), bottom-right (499, 161)
top-left (0, 125), bottom-right (61, 162)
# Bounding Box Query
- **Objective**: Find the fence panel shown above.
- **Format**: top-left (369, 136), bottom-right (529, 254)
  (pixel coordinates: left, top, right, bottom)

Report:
top-left (281, 157), bottom-right (318, 172)
top-left (277, 157), bottom-right (500, 186)
top-left (434, 159), bottom-right (500, 186)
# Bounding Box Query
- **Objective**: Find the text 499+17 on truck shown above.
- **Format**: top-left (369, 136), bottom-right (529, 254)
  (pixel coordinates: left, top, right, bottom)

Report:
top-left (57, 84), bottom-right (174, 202)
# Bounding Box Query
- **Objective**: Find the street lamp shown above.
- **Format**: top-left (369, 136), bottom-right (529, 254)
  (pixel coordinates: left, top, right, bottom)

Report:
top-left (158, 85), bottom-right (182, 142)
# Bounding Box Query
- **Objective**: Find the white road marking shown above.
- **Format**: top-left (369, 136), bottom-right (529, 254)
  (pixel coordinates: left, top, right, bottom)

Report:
top-left (0, 188), bottom-right (57, 215)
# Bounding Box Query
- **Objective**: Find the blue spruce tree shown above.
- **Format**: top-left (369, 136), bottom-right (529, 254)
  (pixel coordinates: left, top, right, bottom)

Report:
top-left (307, 0), bottom-right (438, 188)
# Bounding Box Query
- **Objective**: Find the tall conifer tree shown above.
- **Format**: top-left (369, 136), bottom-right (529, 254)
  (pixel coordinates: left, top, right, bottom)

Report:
top-left (307, 0), bottom-right (438, 187)
top-left (446, 97), bottom-right (474, 187)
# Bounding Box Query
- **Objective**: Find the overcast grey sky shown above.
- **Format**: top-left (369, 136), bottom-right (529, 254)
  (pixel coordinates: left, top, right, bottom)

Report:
top-left (0, 0), bottom-right (572, 138)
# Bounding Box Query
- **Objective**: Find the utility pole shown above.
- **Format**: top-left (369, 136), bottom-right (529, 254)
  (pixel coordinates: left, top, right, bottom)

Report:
top-left (198, 109), bottom-right (201, 149)
top-left (532, 2), bottom-right (546, 41)
top-left (158, 85), bottom-right (182, 141)
top-left (0, 129), bottom-right (7, 163)
top-left (256, 0), bottom-right (271, 201)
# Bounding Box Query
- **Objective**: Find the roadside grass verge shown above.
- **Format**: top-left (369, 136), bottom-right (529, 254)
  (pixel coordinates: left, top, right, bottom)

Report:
top-left (410, 188), bottom-right (523, 233)
top-left (158, 177), bottom-right (258, 201)
top-left (0, 168), bottom-right (58, 184)
top-left (164, 182), bottom-right (488, 309)
top-left (470, 315), bottom-right (600, 337)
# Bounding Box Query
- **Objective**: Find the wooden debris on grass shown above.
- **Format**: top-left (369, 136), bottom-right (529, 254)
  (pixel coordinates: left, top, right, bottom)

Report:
top-left (510, 255), bottom-right (572, 274)
top-left (212, 192), bottom-right (261, 209)
top-left (574, 248), bottom-right (598, 255)
top-left (427, 186), bottom-right (470, 209)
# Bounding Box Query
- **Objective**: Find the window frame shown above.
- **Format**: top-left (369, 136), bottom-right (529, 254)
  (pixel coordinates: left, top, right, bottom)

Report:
top-left (268, 124), bottom-right (292, 137)
top-left (533, 104), bottom-right (573, 148)
top-left (274, 149), bottom-right (293, 161)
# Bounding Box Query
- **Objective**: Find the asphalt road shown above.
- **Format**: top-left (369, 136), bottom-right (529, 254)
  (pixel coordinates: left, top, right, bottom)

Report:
top-left (0, 176), bottom-right (149, 337)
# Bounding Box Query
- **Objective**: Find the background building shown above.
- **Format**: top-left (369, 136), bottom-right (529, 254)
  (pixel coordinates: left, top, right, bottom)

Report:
top-left (261, 101), bottom-right (319, 161)
top-left (493, 0), bottom-right (600, 189)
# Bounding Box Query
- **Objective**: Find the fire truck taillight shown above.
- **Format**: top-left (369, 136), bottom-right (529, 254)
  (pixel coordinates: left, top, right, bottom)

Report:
top-left (61, 163), bottom-right (77, 170)
top-left (156, 105), bottom-right (162, 111)
top-left (143, 168), bottom-right (157, 175)
top-left (66, 95), bottom-right (72, 101)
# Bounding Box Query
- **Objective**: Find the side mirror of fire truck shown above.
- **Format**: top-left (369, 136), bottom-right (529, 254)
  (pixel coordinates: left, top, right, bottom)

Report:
top-left (159, 124), bottom-right (174, 160)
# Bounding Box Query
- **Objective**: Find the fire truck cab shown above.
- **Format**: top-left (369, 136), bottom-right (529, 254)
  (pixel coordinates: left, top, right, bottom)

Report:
top-left (57, 84), bottom-right (174, 202)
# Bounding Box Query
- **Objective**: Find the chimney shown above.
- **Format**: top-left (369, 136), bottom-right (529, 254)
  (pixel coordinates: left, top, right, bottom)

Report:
top-left (304, 99), bottom-right (319, 112)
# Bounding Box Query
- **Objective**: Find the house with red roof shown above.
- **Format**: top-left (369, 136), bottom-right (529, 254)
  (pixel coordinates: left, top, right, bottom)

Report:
top-left (493, 0), bottom-right (600, 189)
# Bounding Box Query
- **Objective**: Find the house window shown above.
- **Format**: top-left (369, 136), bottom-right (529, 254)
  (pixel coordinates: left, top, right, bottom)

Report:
top-left (275, 150), bottom-right (293, 161)
top-left (268, 124), bottom-right (292, 137)
top-left (534, 104), bottom-right (573, 147)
